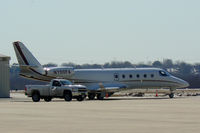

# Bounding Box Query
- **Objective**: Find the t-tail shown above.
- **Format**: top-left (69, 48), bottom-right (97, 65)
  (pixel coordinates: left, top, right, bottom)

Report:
top-left (13, 41), bottom-right (53, 81)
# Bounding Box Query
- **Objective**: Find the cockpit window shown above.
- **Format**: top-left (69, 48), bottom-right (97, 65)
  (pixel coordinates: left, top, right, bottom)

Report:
top-left (60, 80), bottom-right (72, 85)
top-left (159, 70), bottom-right (169, 77)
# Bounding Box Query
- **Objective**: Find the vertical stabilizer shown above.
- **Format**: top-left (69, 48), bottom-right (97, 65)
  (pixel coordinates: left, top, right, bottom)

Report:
top-left (13, 41), bottom-right (45, 75)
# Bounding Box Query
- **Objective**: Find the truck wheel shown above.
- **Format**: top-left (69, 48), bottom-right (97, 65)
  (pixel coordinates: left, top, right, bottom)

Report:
top-left (64, 91), bottom-right (72, 102)
top-left (97, 94), bottom-right (104, 100)
top-left (88, 93), bottom-right (95, 100)
top-left (44, 97), bottom-right (52, 102)
top-left (77, 96), bottom-right (84, 101)
top-left (32, 92), bottom-right (40, 102)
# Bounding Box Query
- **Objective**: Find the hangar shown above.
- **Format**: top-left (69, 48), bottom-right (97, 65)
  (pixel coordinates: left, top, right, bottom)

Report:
top-left (0, 54), bottom-right (10, 98)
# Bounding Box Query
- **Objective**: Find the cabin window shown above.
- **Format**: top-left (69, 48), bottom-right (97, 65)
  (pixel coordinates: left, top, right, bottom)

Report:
top-left (136, 74), bottom-right (140, 78)
top-left (122, 74), bottom-right (125, 79)
top-left (129, 74), bottom-right (133, 78)
top-left (144, 74), bottom-right (147, 78)
top-left (151, 74), bottom-right (154, 78)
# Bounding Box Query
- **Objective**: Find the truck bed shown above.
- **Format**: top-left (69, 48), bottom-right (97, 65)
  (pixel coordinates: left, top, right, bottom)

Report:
top-left (26, 85), bottom-right (51, 96)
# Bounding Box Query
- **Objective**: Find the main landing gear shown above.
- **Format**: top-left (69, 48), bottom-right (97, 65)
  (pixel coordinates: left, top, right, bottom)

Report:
top-left (88, 93), bottom-right (105, 100)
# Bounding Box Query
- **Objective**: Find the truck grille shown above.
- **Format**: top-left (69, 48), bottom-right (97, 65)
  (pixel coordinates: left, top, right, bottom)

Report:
top-left (78, 88), bottom-right (87, 92)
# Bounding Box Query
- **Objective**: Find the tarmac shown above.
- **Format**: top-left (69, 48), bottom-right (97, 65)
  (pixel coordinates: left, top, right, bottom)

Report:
top-left (0, 93), bottom-right (200, 133)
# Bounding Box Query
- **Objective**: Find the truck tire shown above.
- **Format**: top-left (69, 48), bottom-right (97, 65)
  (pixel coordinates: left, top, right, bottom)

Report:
top-left (32, 92), bottom-right (40, 102)
top-left (77, 96), bottom-right (85, 101)
top-left (44, 97), bottom-right (52, 102)
top-left (64, 91), bottom-right (72, 102)
top-left (88, 93), bottom-right (96, 100)
top-left (97, 94), bottom-right (104, 100)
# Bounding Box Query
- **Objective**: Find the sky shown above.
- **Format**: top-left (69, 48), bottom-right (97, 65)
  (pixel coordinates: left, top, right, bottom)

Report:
top-left (0, 0), bottom-right (200, 65)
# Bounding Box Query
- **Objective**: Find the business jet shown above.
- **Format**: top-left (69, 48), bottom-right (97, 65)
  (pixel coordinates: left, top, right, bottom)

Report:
top-left (13, 41), bottom-right (189, 99)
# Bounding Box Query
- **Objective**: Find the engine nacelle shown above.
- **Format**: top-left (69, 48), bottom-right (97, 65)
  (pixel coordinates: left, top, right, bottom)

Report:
top-left (45, 67), bottom-right (75, 78)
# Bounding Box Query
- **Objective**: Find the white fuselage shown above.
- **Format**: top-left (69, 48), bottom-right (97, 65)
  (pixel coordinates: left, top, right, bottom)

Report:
top-left (46, 67), bottom-right (189, 91)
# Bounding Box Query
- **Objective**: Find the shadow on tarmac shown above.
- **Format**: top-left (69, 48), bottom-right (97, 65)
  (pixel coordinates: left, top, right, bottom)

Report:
top-left (9, 96), bottom-right (187, 103)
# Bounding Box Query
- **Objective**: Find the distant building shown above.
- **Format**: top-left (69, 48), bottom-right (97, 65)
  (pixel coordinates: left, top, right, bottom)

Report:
top-left (0, 54), bottom-right (10, 98)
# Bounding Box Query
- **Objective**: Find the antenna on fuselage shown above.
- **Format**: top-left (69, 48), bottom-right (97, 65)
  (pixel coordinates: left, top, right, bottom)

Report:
top-left (134, 65), bottom-right (136, 69)
top-left (101, 65), bottom-right (104, 69)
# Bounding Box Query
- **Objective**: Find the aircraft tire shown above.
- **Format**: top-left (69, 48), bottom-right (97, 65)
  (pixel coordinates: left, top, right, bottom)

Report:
top-left (169, 93), bottom-right (174, 98)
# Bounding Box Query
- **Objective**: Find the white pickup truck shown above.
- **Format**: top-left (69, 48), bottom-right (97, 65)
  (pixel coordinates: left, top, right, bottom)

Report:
top-left (25, 79), bottom-right (87, 102)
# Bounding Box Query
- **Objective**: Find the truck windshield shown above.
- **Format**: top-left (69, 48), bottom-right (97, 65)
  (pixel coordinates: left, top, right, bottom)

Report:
top-left (60, 80), bottom-right (72, 85)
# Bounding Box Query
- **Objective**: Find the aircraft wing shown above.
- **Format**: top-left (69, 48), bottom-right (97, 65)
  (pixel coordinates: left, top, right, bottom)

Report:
top-left (87, 83), bottom-right (127, 92)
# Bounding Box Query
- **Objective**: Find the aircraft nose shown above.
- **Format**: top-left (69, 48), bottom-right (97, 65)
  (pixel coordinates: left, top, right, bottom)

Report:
top-left (171, 76), bottom-right (189, 88)
top-left (178, 79), bottom-right (189, 88)
top-left (182, 80), bottom-right (189, 88)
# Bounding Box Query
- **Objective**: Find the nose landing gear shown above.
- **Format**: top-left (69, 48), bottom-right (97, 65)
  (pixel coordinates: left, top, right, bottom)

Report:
top-left (169, 88), bottom-right (175, 98)
top-left (169, 93), bottom-right (174, 98)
